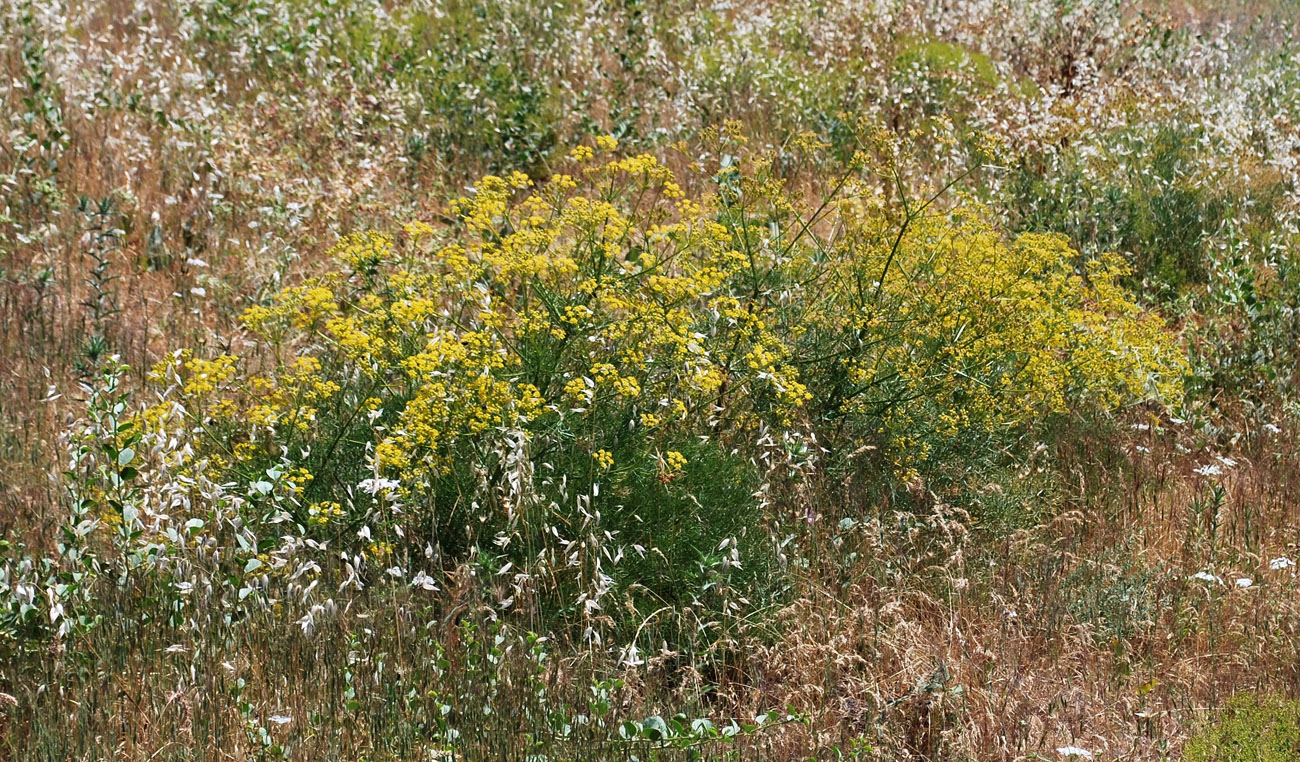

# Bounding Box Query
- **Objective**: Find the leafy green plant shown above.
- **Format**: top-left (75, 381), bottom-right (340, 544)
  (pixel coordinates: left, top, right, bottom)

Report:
top-left (0, 358), bottom-right (143, 648)
top-left (1185, 693), bottom-right (1300, 762)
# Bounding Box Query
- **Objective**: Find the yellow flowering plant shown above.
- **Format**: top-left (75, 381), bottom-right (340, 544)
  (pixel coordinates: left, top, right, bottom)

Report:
top-left (139, 137), bottom-right (1185, 629)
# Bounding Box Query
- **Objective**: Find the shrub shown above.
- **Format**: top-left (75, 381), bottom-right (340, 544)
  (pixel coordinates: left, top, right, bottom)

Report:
top-left (891, 38), bottom-right (1006, 125)
top-left (1185, 692), bottom-right (1300, 762)
top-left (117, 140), bottom-right (1185, 644)
top-left (1005, 119), bottom-right (1291, 298)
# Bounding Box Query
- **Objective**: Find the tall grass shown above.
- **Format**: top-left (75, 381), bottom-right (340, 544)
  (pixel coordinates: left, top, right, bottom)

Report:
top-left (4, 0), bottom-right (1300, 759)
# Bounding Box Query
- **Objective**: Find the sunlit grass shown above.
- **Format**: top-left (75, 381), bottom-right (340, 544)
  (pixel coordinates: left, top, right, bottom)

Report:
top-left (3, 0), bottom-right (1300, 759)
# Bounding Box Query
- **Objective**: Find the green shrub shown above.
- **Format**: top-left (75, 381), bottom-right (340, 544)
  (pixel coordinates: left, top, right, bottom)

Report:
top-left (892, 38), bottom-right (1001, 116)
top-left (1005, 120), bottom-right (1290, 298)
top-left (1185, 693), bottom-right (1300, 762)
top-left (113, 141), bottom-right (1184, 647)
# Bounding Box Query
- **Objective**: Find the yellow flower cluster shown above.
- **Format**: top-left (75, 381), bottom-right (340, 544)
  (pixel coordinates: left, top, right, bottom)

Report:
top-left (181, 354), bottom-right (237, 398)
top-left (244, 357), bottom-right (340, 433)
top-left (307, 501), bottom-right (344, 526)
top-left (812, 205), bottom-right (1185, 469)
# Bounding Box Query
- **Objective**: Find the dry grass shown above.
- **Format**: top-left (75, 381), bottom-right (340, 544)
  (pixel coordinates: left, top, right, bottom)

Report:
top-left (4, 0), bottom-right (1300, 759)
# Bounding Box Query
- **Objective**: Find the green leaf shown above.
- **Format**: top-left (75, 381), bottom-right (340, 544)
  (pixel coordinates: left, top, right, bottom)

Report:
top-left (641, 715), bottom-right (668, 741)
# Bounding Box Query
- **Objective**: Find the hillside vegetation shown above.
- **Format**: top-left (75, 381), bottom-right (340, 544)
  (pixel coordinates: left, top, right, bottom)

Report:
top-left (3, 0), bottom-right (1300, 759)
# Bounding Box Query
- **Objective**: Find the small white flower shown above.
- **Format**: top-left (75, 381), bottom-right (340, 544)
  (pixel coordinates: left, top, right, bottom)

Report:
top-left (190, 286), bottom-right (207, 297)
top-left (269, 714), bottom-right (292, 725)
top-left (1191, 571), bottom-right (1223, 584)
top-left (1235, 577), bottom-right (1253, 588)
top-left (358, 477), bottom-right (400, 495)
top-left (1193, 464), bottom-right (1222, 477)
top-left (1270, 557), bottom-right (1294, 570)
top-left (1057, 747), bottom-right (1093, 759)
top-left (412, 571), bottom-right (439, 591)
top-left (1264, 423), bottom-right (1282, 434)
top-left (620, 643), bottom-right (645, 667)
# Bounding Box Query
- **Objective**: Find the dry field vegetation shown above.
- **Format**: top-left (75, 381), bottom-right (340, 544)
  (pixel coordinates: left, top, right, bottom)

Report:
top-left (4, 0), bottom-right (1300, 759)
